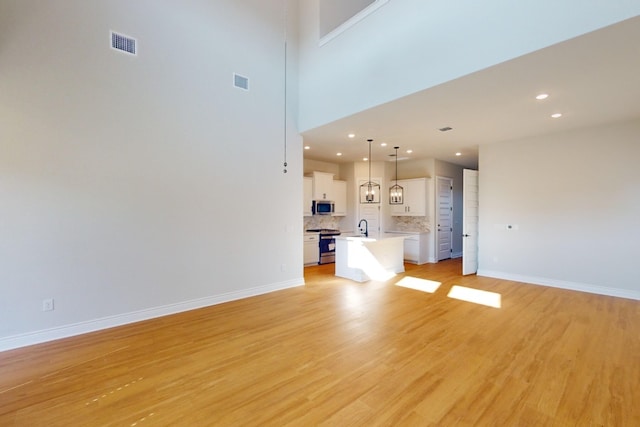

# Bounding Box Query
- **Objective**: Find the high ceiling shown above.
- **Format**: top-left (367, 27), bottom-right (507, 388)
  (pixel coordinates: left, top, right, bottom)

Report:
top-left (301, 16), bottom-right (640, 169)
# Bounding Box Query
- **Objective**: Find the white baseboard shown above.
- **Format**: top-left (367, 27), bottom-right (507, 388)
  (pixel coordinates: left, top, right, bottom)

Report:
top-left (0, 278), bottom-right (305, 353)
top-left (451, 251), bottom-right (463, 259)
top-left (477, 269), bottom-right (640, 301)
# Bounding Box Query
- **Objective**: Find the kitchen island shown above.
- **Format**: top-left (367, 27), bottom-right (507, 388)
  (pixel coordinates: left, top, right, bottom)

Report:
top-left (335, 233), bottom-right (410, 282)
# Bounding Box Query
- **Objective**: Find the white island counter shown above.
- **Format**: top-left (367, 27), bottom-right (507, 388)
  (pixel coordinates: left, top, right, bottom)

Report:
top-left (335, 233), bottom-right (411, 282)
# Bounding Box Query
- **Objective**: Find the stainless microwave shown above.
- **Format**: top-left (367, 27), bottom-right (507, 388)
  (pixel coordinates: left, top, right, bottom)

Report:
top-left (312, 200), bottom-right (334, 215)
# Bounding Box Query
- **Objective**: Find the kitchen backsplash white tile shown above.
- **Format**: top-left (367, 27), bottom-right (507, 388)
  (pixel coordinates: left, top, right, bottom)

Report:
top-left (304, 216), bottom-right (342, 230)
top-left (390, 216), bottom-right (431, 232)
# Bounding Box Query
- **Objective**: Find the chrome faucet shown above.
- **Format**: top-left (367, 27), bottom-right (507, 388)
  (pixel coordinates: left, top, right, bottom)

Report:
top-left (358, 219), bottom-right (368, 237)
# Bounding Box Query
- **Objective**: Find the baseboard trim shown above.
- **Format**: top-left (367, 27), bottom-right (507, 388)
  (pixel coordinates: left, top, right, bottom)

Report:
top-left (477, 269), bottom-right (640, 301)
top-left (451, 251), bottom-right (463, 259)
top-left (0, 278), bottom-right (305, 352)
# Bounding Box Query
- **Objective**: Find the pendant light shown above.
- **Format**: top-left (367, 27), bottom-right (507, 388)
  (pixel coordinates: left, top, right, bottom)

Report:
top-left (360, 139), bottom-right (380, 203)
top-left (389, 146), bottom-right (404, 204)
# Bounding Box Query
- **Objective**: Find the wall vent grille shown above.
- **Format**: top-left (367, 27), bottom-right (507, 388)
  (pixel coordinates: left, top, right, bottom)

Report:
top-left (111, 31), bottom-right (137, 55)
top-left (234, 73), bottom-right (249, 90)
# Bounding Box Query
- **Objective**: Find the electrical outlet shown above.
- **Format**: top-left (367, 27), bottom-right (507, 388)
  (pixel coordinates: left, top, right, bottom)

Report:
top-left (42, 298), bottom-right (54, 312)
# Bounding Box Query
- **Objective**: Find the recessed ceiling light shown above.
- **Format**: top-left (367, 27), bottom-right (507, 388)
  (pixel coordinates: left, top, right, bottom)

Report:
top-left (380, 142), bottom-right (387, 147)
top-left (337, 152), bottom-right (342, 156)
top-left (304, 146), bottom-right (310, 150)
top-left (348, 133), bottom-right (355, 138)
top-left (455, 152), bottom-right (462, 156)
top-left (406, 149), bottom-right (413, 154)
top-left (551, 113), bottom-right (562, 118)
top-left (536, 93), bottom-right (549, 100)
top-left (363, 157), bottom-right (368, 161)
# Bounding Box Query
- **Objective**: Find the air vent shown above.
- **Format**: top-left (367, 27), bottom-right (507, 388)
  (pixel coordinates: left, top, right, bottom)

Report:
top-left (233, 73), bottom-right (249, 90)
top-left (439, 126), bottom-right (453, 132)
top-left (111, 31), bottom-right (137, 55)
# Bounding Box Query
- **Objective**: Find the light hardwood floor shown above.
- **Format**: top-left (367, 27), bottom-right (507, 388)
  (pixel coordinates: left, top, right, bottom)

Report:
top-left (1, 259), bottom-right (639, 426)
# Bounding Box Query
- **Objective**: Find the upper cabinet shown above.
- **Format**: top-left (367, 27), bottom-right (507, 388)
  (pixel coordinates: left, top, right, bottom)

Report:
top-left (312, 171), bottom-right (334, 200)
top-left (332, 180), bottom-right (347, 216)
top-left (303, 177), bottom-right (313, 217)
top-left (305, 172), bottom-right (347, 216)
top-left (390, 178), bottom-right (427, 216)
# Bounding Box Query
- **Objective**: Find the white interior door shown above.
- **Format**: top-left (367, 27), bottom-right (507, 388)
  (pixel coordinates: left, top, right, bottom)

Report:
top-left (357, 178), bottom-right (382, 234)
top-left (462, 169), bottom-right (479, 275)
top-left (436, 176), bottom-right (453, 261)
top-left (358, 204), bottom-right (380, 235)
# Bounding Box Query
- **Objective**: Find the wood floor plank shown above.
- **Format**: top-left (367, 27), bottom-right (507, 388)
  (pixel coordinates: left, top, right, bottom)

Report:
top-left (1, 259), bottom-right (639, 426)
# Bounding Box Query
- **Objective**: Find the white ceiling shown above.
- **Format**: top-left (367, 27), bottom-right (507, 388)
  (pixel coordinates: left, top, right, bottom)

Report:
top-left (301, 16), bottom-right (640, 169)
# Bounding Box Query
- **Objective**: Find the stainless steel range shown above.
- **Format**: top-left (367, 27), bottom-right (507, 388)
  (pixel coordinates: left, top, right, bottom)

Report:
top-left (306, 228), bottom-right (341, 264)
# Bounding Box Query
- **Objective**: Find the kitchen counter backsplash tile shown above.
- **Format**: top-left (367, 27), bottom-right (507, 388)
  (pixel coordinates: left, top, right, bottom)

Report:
top-left (391, 216), bottom-right (431, 232)
top-left (304, 216), bottom-right (342, 231)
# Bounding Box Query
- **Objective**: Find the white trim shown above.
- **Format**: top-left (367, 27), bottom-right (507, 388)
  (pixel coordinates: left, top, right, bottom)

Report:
top-left (477, 270), bottom-right (640, 301)
top-left (0, 278), bottom-right (304, 352)
top-left (452, 251), bottom-right (463, 259)
top-left (319, 0), bottom-right (390, 46)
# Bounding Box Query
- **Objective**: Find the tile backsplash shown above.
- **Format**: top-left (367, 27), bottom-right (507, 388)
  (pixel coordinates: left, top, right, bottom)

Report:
top-left (304, 215), bottom-right (431, 233)
top-left (390, 216), bottom-right (431, 232)
top-left (304, 216), bottom-right (342, 231)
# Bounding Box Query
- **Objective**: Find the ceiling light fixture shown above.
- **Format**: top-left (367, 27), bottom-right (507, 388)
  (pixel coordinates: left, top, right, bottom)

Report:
top-left (455, 152), bottom-right (462, 156)
top-left (406, 149), bottom-right (413, 154)
top-left (304, 146), bottom-right (310, 150)
top-left (389, 146), bottom-right (404, 205)
top-left (380, 142), bottom-right (387, 147)
top-left (360, 139), bottom-right (380, 203)
top-left (551, 113), bottom-right (562, 118)
top-left (337, 152), bottom-right (342, 156)
top-left (439, 126), bottom-right (453, 132)
top-left (536, 93), bottom-right (549, 100)
top-left (348, 133), bottom-right (356, 138)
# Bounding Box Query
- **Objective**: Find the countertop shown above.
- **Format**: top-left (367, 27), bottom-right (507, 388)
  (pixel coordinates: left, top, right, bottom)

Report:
top-left (384, 230), bottom-right (429, 235)
top-left (335, 232), bottom-right (412, 242)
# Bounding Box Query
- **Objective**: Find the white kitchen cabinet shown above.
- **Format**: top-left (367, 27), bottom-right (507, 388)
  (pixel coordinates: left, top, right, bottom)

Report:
top-left (332, 180), bottom-right (347, 216)
top-left (312, 171), bottom-right (334, 200)
top-left (303, 177), bottom-right (313, 217)
top-left (402, 233), bottom-right (430, 264)
top-left (390, 178), bottom-right (427, 216)
top-left (303, 233), bottom-right (319, 266)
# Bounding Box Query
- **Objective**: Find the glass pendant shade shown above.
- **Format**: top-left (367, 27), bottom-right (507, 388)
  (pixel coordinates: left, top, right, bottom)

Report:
top-left (389, 146), bottom-right (404, 204)
top-left (360, 139), bottom-right (380, 203)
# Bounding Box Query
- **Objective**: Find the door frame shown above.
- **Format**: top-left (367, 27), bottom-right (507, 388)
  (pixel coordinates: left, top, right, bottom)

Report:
top-left (462, 169), bottom-right (479, 275)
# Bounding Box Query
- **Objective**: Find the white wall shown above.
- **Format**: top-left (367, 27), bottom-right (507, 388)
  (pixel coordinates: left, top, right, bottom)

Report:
top-left (0, 0), bottom-right (303, 350)
top-left (298, 0), bottom-right (640, 131)
top-left (303, 158), bottom-right (340, 177)
top-left (478, 119), bottom-right (640, 299)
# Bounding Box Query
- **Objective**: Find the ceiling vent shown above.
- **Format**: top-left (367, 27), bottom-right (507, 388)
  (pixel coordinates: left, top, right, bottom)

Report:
top-left (233, 73), bottom-right (249, 90)
top-left (111, 31), bottom-right (137, 55)
top-left (439, 126), bottom-right (453, 132)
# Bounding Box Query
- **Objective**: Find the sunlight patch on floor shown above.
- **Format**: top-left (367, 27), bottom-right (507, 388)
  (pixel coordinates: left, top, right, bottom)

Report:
top-left (394, 276), bottom-right (441, 294)
top-left (447, 285), bottom-right (502, 308)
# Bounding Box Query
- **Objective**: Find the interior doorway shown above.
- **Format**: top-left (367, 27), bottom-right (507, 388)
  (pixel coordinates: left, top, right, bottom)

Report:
top-left (436, 176), bottom-right (453, 261)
